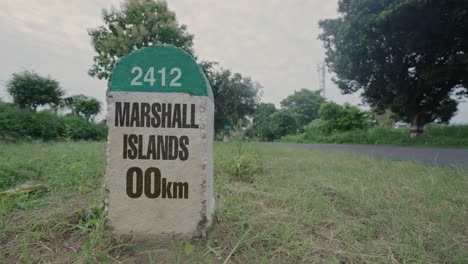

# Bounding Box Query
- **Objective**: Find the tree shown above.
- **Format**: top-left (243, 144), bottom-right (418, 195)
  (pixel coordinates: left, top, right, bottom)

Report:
top-left (280, 89), bottom-right (325, 130)
top-left (269, 110), bottom-right (300, 138)
top-left (250, 105), bottom-right (301, 141)
top-left (318, 102), bottom-right (369, 134)
top-left (64, 95), bottom-right (102, 121)
top-left (88, 0), bottom-right (194, 79)
top-left (251, 103), bottom-right (278, 141)
top-left (201, 62), bottom-right (262, 134)
top-left (7, 71), bottom-right (64, 111)
top-left (319, 0), bottom-right (468, 137)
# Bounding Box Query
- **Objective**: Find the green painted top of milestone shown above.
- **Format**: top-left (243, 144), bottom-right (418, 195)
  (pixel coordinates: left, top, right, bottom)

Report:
top-left (108, 45), bottom-right (213, 101)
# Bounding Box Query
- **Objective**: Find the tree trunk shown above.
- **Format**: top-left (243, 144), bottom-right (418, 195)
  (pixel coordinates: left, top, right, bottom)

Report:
top-left (409, 113), bottom-right (424, 138)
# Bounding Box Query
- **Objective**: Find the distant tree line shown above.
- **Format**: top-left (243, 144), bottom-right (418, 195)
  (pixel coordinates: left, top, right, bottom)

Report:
top-left (1, 71), bottom-right (105, 141)
top-left (6, 70), bottom-right (102, 121)
top-left (248, 89), bottom-right (369, 141)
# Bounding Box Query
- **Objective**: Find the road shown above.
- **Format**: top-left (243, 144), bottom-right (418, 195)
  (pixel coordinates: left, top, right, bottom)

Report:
top-left (267, 143), bottom-right (468, 166)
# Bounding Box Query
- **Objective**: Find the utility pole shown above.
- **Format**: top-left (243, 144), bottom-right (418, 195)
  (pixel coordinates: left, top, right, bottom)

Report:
top-left (317, 62), bottom-right (326, 97)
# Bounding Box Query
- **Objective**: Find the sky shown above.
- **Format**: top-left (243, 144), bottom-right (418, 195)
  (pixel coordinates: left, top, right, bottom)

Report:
top-left (0, 0), bottom-right (467, 123)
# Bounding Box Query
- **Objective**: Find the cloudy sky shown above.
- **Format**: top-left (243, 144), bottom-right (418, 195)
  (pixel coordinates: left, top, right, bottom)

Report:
top-left (0, 0), bottom-right (467, 123)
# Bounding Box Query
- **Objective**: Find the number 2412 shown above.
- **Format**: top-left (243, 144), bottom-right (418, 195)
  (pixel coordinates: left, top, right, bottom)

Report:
top-left (131, 67), bottom-right (182, 87)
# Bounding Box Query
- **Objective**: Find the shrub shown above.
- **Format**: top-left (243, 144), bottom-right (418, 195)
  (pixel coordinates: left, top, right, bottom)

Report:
top-left (281, 124), bottom-right (468, 147)
top-left (0, 103), bottom-right (107, 141)
top-left (217, 126), bottom-right (263, 182)
top-left (318, 102), bottom-right (369, 133)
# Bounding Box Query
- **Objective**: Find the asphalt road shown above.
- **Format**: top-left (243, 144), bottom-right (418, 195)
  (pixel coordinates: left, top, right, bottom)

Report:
top-left (267, 143), bottom-right (468, 166)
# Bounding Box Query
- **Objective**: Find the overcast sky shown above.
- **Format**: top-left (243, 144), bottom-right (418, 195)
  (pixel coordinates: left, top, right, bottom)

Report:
top-left (0, 0), bottom-right (467, 123)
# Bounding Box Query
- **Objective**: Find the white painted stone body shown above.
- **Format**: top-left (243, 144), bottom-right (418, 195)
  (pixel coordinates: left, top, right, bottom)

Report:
top-left (105, 92), bottom-right (214, 243)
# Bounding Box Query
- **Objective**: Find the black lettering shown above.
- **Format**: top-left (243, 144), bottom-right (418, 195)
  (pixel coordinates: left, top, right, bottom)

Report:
top-left (147, 135), bottom-right (156, 159)
top-left (173, 182), bottom-right (189, 199)
top-left (127, 134), bottom-right (138, 159)
top-left (168, 136), bottom-right (178, 160)
top-left (172, 104), bottom-right (181, 128)
top-left (140, 103), bottom-right (150, 127)
top-left (151, 103), bottom-right (161, 128)
top-left (130, 103), bottom-right (140, 127)
top-left (179, 136), bottom-right (189, 161)
top-left (123, 134), bottom-right (128, 159)
top-left (126, 167), bottom-right (143, 198)
top-left (162, 103), bottom-right (172, 128)
top-left (157, 135), bottom-right (168, 160)
top-left (162, 178), bottom-right (172, 199)
top-left (115, 102), bottom-right (130, 127)
top-left (182, 104), bottom-right (191, 128)
top-left (144, 167), bottom-right (161, 198)
top-left (190, 104), bottom-right (199, 128)
top-left (138, 135), bottom-right (147, 159)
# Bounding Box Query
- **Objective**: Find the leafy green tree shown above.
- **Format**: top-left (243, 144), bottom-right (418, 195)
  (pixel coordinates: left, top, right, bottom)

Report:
top-left (318, 102), bottom-right (368, 134)
top-left (201, 62), bottom-right (262, 134)
top-left (251, 103), bottom-right (278, 141)
top-left (7, 71), bottom-right (64, 111)
top-left (280, 89), bottom-right (325, 130)
top-left (88, 0), bottom-right (194, 79)
top-left (269, 110), bottom-right (300, 138)
top-left (319, 0), bottom-right (468, 137)
top-left (64, 95), bottom-right (102, 121)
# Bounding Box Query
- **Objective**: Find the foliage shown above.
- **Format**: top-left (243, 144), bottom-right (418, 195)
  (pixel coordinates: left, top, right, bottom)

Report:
top-left (268, 110), bottom-right (300, 138)
top-left (250, 104), bottom-right (301, 142)
top-left (280, 89), bottom-right (325, 130)
top-left (201, 62), bottom-right (262, 133)
top-left (284, 124), bottom-right (468, 148)
top-left (0, 103), bottom-right (107, 141)
top-left (217, 128), bottom-right (263, 182)
top-left (88, 0), bottom-right (194, 79)
top-left (372, 108), bottom-right (395, 127)
top-left (317, 102), bottom-right (369, 134)
top-left (6, 71), bottom-right (64, 111)
top-left (64, 95), bottom-right (102, 121)
top-left (319, 0), bottom-right (468, 136)
top-left (249, 103), bottom-right (278, 141)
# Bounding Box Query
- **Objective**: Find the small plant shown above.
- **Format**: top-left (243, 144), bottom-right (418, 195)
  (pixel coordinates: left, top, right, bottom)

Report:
top-left (217, 123), bottom-right (263, 182)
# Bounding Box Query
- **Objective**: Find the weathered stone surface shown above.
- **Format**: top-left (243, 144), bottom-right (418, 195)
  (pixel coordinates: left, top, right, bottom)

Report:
top-left (104, 45), bottom-right (214, 244)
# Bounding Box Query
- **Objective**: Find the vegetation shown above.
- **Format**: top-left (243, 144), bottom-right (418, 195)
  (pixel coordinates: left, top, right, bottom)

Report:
top-left (249, 90), bottom-right (326, 141)
top-left (201, 62), bottom-right (262, 134)
top-left (7, 71), bottom-right (64, 111)
top-left (64, 95), bottom-right (102, 122)
top-left (315, 102), bottom-right (369, 134)
top-left (88, 0), bottom-right (194, 79)
top-left (0, 103), bottom-right (107, 141)
top-left (0, 141), bottom-right (466, 263)
top-left (280, 89), bottom-right (325, 130)
top-left (249, 103), bottom-right (278, 141)
top-left (283, 124), bottom-right (468, 148)
top-left (319, 0), bottom-right (468, 137)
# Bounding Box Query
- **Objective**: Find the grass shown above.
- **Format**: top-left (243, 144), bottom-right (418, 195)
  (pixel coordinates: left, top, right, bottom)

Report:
top-left (282, 124), bottom-right (468, 148)
top-left (0, 141), bottom-right (467, 263)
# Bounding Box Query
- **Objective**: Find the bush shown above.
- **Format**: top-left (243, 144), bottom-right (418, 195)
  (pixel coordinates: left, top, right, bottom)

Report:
top-left (217, 150), bottom-right (263, 182)
top-left (282, 124), bottom-right (468, 147)
top-left (0, 103), bottom-right (107, 141)
top-left (318, 102), bottom-right (369, 133)
top-left (303, 119), bottom-right (329, 136)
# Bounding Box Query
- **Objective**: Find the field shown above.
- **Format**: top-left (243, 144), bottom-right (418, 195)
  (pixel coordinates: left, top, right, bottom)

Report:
top-left (0, 141), bottom-right (467, 263)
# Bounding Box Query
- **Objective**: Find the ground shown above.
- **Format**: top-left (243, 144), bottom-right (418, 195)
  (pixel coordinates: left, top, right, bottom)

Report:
top-left (0, 141), bottom-right (467, 263)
